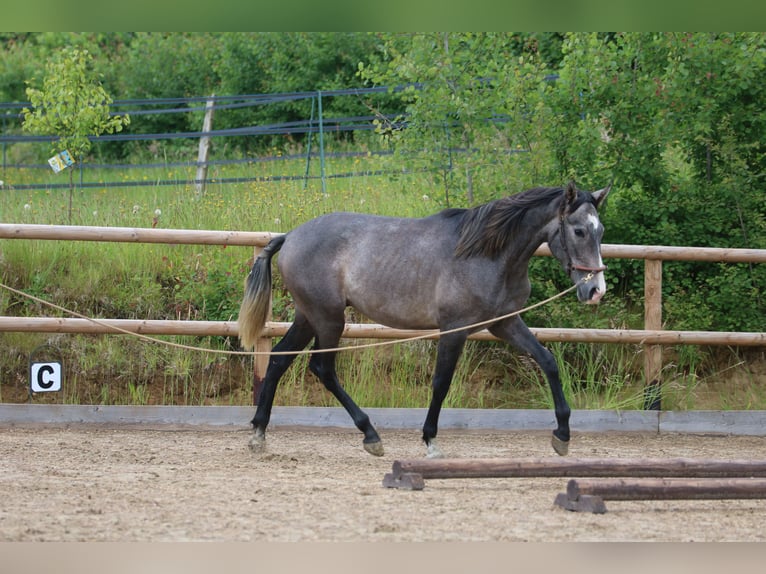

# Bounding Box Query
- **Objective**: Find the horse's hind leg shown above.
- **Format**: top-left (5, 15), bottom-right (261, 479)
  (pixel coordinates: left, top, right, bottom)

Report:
top-left (250, 315), bottom-right (315, 452)
top-left (310, 332), bottom-right (383, 456)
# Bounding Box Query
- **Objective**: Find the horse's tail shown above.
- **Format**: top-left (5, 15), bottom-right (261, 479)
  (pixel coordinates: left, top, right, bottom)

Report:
top-left (237, 235), bottom-right (286, 350)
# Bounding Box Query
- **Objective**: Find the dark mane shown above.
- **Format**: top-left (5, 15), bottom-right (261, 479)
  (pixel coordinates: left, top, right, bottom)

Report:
top-left (453, 186), bottom-right (593, 259)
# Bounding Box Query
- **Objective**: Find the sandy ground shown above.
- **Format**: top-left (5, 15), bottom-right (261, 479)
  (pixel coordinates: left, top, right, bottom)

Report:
top-left (1, 425), bottom-right (766, 542)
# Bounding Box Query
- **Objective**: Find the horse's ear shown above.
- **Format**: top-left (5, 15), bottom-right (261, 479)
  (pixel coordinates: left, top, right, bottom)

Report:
top-left (591, 183), bottom-right (611, 209)
top-left (565, 181), bottom-right (577, 205)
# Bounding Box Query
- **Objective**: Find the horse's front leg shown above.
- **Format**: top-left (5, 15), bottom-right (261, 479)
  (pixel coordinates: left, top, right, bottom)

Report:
top-left (310, 347), bottom-right (384, 457)
top-left (422, 333), bottom-right (467, 458)
top-left (490, 317), bottom-right (571, 456)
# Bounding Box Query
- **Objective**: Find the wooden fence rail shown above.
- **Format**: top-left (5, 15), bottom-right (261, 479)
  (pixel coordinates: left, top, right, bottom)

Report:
top-left (1, 317), bottom-right (764, 346)
top-left (2, 223), bottom-right (765, 406)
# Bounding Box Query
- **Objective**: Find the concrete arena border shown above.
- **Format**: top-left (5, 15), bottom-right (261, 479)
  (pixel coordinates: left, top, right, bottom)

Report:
top-left (1, 404), bottom-right (766, 436)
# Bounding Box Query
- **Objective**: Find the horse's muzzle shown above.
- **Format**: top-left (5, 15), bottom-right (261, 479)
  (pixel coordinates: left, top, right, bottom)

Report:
top-left (575, 270), bottom-right (607, 304)
top-left (587, 286), bottom-right (605, 304)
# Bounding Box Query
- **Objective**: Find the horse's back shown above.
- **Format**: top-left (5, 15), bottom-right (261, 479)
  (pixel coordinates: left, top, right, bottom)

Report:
top-left (277, 211), bottom-right (461, 328)
top-left (279, 211), bottom-right (456, 268)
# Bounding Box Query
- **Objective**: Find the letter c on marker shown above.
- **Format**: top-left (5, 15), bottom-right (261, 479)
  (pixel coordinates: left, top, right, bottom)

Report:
top-left (37, 364), bottom-right (56, 389)
top-left (30, 362), bottom-right (61, 392)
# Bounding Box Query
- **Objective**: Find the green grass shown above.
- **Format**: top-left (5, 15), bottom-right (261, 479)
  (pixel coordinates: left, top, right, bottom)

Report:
top-left (1, 147), bottom-right (764, 410)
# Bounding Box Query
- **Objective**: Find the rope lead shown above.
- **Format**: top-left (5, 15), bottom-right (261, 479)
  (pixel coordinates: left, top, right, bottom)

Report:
top-left (0, 276), bottom-right (588, 357)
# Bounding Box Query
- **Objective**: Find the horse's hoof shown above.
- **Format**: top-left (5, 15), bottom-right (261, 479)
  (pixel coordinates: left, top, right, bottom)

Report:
top-left (364, 440), bottom-right (384, 457)
top-left (249, 430), bottom-right (266, 453)
top-left (426, 441), bottom-right (443, 459)
top-left (551, 434), bottom-right (569, 456)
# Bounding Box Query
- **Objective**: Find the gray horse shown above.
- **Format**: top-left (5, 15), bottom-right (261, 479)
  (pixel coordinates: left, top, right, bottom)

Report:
top-left (238, 181), bottom-right (610, 457)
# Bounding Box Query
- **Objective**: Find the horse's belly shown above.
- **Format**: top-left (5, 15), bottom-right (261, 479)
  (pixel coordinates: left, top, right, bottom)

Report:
top-left (345, 282), bottom-right (440, 330)
top-left (360, 307), bottom-right (437, 331)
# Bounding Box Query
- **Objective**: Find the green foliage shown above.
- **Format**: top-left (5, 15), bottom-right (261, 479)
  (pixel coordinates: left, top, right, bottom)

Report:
top-left (2, 33), bottom-right (390, 159)
top-left (0, 36), bottom-right (35, 102)
top-left (21, 47), bottom-right (130, 223)
top-left (551, 33), bottom-right (766, 332)
top-left (213, 32), bottom-right (389, 151)
top-left (115, 32), bottom-right (217, 158)
top-left (359, 32), bottom-right (558, 207)
top-left (22, 47), bottom-right (129, 161)
top-left (169, 247), bottom-right (243, 325)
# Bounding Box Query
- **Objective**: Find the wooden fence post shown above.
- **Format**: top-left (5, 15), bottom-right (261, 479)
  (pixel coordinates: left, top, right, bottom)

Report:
top-left (195, 95), bottom-right (215, 197)
top-left (251, 245), bottom-right (272, 405)
top-left (644, 259), bottom-right (663, 409)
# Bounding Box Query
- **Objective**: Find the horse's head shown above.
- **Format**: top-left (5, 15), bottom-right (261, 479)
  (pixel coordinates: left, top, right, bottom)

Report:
top-left (548, 181), bottom-right (610, 304)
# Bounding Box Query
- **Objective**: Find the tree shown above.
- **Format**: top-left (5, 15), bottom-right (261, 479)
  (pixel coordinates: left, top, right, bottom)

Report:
top-left (22, 47), bottom-right (130, 222)
top-left (546, 33), bottom-right (766, 331)
top-left (359, 32), bottom-right (557, 207)
top-left (214, 32), bottom-right (386, 152)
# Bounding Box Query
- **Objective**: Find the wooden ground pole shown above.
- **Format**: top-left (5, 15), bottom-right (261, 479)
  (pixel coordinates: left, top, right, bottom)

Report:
top-left (383, 457), bottom-right (766, 514)
top-left (556, 477), bottom-right (766, 513)
top-left (383, 457), bottom-right (766, 488)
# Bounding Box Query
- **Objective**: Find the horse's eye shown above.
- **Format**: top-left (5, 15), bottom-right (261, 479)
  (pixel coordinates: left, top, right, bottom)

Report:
top-left (574, 228), bottom-right (586, 238)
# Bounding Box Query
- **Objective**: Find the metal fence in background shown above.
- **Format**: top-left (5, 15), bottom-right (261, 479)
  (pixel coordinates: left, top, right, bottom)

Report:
top-left (0, 87), bottom-right (417, 193)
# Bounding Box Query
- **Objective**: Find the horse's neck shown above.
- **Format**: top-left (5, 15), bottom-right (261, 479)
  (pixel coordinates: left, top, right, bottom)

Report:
top-left (509, 204), bottom-right (559, 266)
